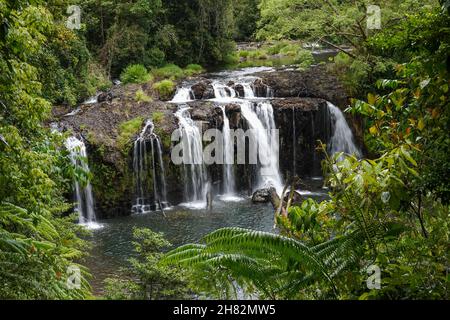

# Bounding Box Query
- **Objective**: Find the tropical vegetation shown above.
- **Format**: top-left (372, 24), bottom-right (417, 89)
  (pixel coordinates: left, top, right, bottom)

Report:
top-left (0, 0), bottom-right (448, 300)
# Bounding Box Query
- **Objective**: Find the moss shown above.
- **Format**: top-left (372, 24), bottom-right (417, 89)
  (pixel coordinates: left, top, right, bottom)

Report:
top-left (152, 111), bottom-right (165, 124)
top-left (153, 80), bottom-right (175, 100)
top-left (117, 117), bottom-right (144, 154)
top-left (86, 130), bottom-right (99, 146)
top-left (89, 147), bottom-right (134, 218)
top-left (135, 89), bottom-right (152, 103)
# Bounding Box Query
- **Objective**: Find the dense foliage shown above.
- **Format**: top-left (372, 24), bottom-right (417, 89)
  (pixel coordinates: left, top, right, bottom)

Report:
top-left (80, 0), bottom-right (240, 77)
top-left (0, 0), bottom-right (90, 299)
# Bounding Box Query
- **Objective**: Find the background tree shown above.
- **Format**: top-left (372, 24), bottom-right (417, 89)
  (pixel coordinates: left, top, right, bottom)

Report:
top-left (104, 228), bottom-right (191, 300)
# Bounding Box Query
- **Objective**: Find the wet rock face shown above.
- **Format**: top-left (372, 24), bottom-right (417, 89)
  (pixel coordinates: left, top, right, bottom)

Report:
top-left (57, 93), bottom-right (179, 219)
top-left (225, 104), bottom-right (242, 128)
top-left (171, 97), bottom-right (331, 195)
top-left (251, 78), bottom-right (271, 97)
top-left (272, 98), bottom-right (331, 178)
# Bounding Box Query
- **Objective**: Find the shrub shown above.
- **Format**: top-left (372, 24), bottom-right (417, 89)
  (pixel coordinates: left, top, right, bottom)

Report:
top-left (120, 64), bottom-right (152, 84)
top-left (135, 89), bottom-right (152, 103)
top-left (257, 53), bottom-right (268, 60)
top-left (153, 80), bottom-right (176, 100)
top-left (223, 53), bottom-right (240, 66)
top-left (266, 41), bottom-right (289, 55)
top-left (86, 61), bottom-right (112, 95)
top-left (280, 43), bottom-right (302, 56)
top-left (295, 49), bottom-right (314, 70)
top-left (184, 64), bottom-right (204, 76)
top-left (152, 64), bottom-right (184, 80)
top-left (143, 47), bottom-right (166, 68)
top-left (104, 228), bottom-right (191, 300)
top-left (239, 50), bottom-right (250, 58)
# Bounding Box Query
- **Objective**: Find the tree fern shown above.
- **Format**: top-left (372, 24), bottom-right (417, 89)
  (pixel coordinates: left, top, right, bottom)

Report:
top-left (162, 223), bottom-right (390, 299)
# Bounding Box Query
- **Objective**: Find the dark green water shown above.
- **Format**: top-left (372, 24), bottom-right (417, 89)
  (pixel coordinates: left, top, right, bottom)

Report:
top-left (85, 180), bottom-right (328, 294)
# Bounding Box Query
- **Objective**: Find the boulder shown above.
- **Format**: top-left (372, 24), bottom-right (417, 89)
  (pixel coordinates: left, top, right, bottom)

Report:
top-left (252, 187), bottom-right (277, 203)
top-left (202, 85), bottom-right (215, 99)
top-left (97, 91), bottom-right (113, 103)
top-left (225, 103), bottom-right (241, 114)
top-left (233, 84), bottom-right (245, 98)
top-left (191, 80), bottom-right (213, 99)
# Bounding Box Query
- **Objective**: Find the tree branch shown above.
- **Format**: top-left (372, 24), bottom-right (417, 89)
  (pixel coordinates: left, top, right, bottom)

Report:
top-left (318, 37), bottom-right (357, 59)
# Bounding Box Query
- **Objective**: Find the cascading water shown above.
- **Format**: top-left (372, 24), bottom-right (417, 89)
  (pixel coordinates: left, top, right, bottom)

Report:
top-left (172, 87), bottom-right (194, 103)
top-left (327, 102), bottom-right (361, 158)
top-left (213, 83), bottom-right (236, 101)
top-left (174, 106), bottom-right (208, 207)
top-left (213, 78), bottom-right (283, 194)
top-left (65, 136), bottom-right (99, 228)
top-left (132, 120), bottom-right (169, 214)
top-left (219, 106), bottom-right (235, 196)
top-left (240, 83), bottom-right (255, 98)
top-left (240, 101), bottom-right (283, 193)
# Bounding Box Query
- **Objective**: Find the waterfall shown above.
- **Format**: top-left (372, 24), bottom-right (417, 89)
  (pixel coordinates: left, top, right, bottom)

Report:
top-left (266, 86), bottom-right (274, 98)
top-left (219, 106), bottom-right (235, 196)
top-left (132, 120), bottom-right (169, 214)
top-left (240, 83), bottom-right (255, 98)
top-left (213, 80), bottom-right (283, 193)
top-left (173, 73), bottom-right (282, 201)
top-left (174, 106), bottom-right (208, 206)
top-left (240, 101), bottom-right (283, 193)
top-left (65, 136), bottom-right (99, 228)
top-left (172, 87), bottom-right (194, 103)
top-left (213, 83), bottom-right (236, 100)
top-left (155, 136), bottom-right (168, 203)
top-left (327, 102), bottom-right (361, 158)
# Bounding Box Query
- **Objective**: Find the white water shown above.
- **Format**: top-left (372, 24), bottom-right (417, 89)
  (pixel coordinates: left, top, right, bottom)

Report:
top-left (327, 102), bottom-right (361, 158)
top-left (171, 87), bottom-right (194, 103)
top-left (240, 83), bottom-right (255, 98)
top-left (219, 106), bottom-right (235, 196)
top-left (211, 77), bottom-right (283, 194)
top-left (174, 106), bottom-right (208, 205)
top-left (212, 78), bottom-right (282, 195)
top-left (240, 101), bottom-right (283, 193)
top-left (65, 136), bottom-right (101, 229)
top-left (83, 94), bottom-right (99, 105)
top-left (212, 83), bottom-right (236, 102)
top-left (132, 120), bottom-right (169, 214)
